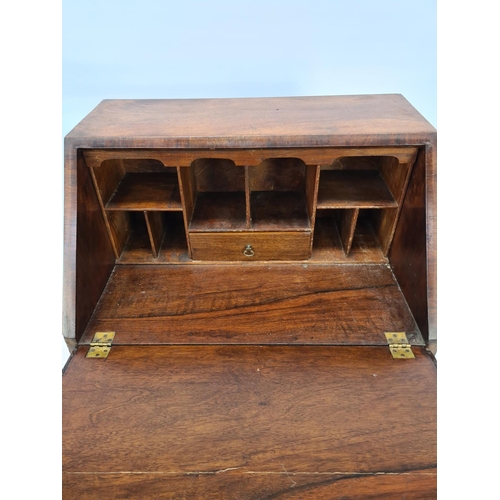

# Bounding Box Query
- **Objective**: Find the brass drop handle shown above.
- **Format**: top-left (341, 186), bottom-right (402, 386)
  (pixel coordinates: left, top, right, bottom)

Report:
top-left (243, 244), bottom-right (255, 257)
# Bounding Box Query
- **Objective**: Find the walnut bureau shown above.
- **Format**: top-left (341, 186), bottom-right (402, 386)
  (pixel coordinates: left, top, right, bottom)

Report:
top-left (62, 95), bottom-right (437, 499)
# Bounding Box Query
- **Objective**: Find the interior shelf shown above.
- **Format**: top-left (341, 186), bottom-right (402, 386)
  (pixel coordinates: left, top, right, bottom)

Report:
top-left (118, 212), bottom-right (189, 263)
top-left (317, 170), bottom-right (397, 209)
top-left (189, 192), bottom-right (247, 232)
top-left (250, 191), bottom-right (310, 231)
top-left (106, 173), bottom-right (182, 211)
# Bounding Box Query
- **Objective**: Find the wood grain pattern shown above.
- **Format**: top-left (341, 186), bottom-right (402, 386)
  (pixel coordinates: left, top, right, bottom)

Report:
top-left (63, 469), bottom-right (436, 500)
top-left (106, 173), bottom-right (182, 211)
top-left (389, 147), bottom-right (429, 341)
top-left (66, 96), bottom-right (434, 149)
top-left (63, 345), bottom-right (436, 498)
top-left (80, 264), bottom-right (422, 345)
top-left (189, 231), bottom-right (311, 261)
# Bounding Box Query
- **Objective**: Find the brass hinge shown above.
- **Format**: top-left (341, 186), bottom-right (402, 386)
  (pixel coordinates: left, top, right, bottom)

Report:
top-left (384, 332), bottom-right (415, 359)
top-left (86, 332), bottom-right (115, 358)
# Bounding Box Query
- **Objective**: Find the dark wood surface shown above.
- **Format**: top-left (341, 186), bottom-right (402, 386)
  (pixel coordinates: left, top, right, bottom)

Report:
top-left (81, 264), bottom-right (423, 346)
top-left (106, 172), bottom-right (182, 211)
top-left (71, 150), bottom-right (116, 344)
top-left (66, 95), bottom-right (435, 148)
top-left (63, 345), bottom-right (436, 499)
top-left (389, 147), bottom-right (429, 341)
top-left (317, 170), bottom-right (397, 208)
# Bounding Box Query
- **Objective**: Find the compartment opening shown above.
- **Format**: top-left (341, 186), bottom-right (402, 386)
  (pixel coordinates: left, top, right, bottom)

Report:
top-left (189, 159), bottom-right (247, 232)
top-left (248, 158), bottom-right (310, 231)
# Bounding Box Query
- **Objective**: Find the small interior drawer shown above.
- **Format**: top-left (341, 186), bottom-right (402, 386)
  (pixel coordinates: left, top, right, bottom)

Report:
top-left (189, 231), bottom-right (312, 261)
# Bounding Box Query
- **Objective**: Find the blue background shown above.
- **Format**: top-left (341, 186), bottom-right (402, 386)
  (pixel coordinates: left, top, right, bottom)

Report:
top-left (62, 0), bottom-right (436, 364)
top-left (63, 0), bottom-right (436, 136)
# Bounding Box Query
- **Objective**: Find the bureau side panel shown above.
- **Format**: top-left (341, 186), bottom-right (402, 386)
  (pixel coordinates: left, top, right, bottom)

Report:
top-left (389, 145), bottom-right (432, 342)
top-left (63, 143), bottom-right (115, 345)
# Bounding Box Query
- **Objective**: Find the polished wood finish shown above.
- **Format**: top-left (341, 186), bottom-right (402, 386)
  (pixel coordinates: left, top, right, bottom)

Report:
top-left (106, 172), bottom-right (182, 211)
top-left (63, 345), bottom-right (436, 499)
top-left (64, 96), bottom-right (437, 498)
top-left (80, 264), bottom-right (422, 345)
top-left (66, 96), bottom-right (434, 148)
top-left (189, 232), bottom-right (312, 261)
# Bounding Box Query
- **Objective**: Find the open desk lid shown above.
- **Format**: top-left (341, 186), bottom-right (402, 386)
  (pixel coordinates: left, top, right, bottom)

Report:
top-left (77, 263), bottom-right (426, 348)
top-left (63, 344), bottom-right (436, 498)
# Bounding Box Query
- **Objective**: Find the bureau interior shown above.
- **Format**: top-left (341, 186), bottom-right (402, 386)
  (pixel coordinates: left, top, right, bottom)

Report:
top-left (78, 146), bottom-right (427, 346)
top-left (85, 149), bottom-right (415, 263)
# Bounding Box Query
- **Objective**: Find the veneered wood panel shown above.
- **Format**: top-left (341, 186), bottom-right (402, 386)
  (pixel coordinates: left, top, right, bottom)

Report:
top-left (80, 264), bottom-right (422, 345)
top-left (63, 468), bottom-right (436, 499)
top-left (66, 96), bottom-right (435, 148)
top-left (63, 345), bottom-right (436, 498)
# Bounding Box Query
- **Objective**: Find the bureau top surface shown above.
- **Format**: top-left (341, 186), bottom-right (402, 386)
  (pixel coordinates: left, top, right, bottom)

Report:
top-left (65, 94), bottom-right (435, 148)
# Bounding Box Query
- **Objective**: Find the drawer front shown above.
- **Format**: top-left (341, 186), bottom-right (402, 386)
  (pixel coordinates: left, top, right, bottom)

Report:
top-left (190, 232), bottom-right (312, 261)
